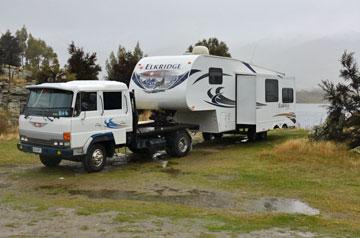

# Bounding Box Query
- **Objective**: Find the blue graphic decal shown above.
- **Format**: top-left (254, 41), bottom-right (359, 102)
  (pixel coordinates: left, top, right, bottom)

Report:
top-left (104, 118), bottom-right (121, 129)
top-left (204, 87), bottom-right (236, 108)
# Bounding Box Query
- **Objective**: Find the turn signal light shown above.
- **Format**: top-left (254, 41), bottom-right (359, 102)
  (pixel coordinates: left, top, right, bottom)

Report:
top-left (63, 132), bottom-right (71, 142)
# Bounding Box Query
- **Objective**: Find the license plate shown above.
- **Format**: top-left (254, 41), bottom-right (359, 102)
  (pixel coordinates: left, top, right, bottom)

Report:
top-left (32, 147), bottom-right (42, 154)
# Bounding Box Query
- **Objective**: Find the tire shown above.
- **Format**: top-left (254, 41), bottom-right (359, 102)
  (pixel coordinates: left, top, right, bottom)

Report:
top-left (247, 127), bottom-right (257, 142)
top-left (256, 131), bottom-right (268, 140)
top-left (83, 144), bottom-right (107, 173)
top-left (202, 132), bottom-right (214, 141)
top-left (166, 130), bottom-right (192, 157)
top-left (39, 155), bottom-right (62, 167)
top-left (282, 124), bottom-right (288, 129)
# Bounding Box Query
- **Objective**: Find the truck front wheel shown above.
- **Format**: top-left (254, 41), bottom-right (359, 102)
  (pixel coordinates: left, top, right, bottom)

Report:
top-left (39, 155), bottom-right (62, 167)
top-left (166, 130), bottom-right (192, 157)
top-left (83, 144), bottom-right (107, 172)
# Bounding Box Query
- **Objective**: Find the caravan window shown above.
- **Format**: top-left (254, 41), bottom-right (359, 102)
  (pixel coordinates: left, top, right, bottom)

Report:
top-left (104, 92), bottom-right (122, 110)
top-left (209, 68), bottom-right (223, 84)
top-left (282, 88), bottom-right (294, 103)
top-left (265, 79), bottom-right (279, 102)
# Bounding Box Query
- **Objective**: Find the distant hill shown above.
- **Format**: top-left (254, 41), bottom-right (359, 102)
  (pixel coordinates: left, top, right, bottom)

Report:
top-left (232, 32), bottom-right (360, 89)
top-left (296, 89), bottom-right (327, 104)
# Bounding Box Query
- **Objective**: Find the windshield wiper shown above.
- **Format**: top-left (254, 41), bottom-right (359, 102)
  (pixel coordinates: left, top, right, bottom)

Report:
top-left (45, 116), bottom-right (54, 122)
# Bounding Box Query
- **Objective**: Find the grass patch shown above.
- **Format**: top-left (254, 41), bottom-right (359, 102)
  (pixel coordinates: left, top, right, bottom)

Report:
top-left (1, 129), bottom-right (360, 236)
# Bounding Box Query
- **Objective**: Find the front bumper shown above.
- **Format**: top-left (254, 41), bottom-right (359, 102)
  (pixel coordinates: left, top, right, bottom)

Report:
top-left (17, 143), bottom-right (74, 158)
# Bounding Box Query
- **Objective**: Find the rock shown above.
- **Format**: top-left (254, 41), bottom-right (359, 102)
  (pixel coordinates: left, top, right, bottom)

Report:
top-left (351, 146), bottom-right (360, 154)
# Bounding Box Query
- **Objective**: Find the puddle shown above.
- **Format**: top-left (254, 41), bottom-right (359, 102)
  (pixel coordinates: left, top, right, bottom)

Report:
top-left (247, 198), bottom-right (320, 216)
top-left (69, 187), bottom-right (237, 209)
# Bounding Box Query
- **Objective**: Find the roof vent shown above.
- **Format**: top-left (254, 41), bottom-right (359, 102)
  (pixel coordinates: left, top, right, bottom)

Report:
top-left (192, 46), bottom-right (209, 55)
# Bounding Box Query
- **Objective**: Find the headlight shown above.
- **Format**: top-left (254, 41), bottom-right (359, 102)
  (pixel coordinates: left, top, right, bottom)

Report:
top-left (20, 136), bottom-right (28, 142)
top-left (54, 142), bottom-right (58, 146)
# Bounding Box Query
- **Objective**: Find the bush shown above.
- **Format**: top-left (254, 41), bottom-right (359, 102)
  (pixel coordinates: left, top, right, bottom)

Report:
top-left (314, 51), bottom-right (360, 148)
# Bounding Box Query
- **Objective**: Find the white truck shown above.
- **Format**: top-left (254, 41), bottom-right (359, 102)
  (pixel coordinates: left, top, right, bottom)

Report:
top-left (18, 48), bottom-right (296, 172)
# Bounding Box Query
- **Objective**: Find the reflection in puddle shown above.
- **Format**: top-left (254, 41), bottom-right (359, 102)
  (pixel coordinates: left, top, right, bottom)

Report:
top-left (248, 198), bottom-right (320, 216)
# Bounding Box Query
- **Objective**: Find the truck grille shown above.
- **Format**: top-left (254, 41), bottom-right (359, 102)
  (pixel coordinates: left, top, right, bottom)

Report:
top-left (27, 137), bottom-right (54, 146)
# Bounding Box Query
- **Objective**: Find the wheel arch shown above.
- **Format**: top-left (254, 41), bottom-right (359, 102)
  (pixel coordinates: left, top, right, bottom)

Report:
top-left (84, 132), bottom-right (116, 157)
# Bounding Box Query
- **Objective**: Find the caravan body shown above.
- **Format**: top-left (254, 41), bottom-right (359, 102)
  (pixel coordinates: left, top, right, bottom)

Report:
top-left (129, 54), bottom-right (296, 134)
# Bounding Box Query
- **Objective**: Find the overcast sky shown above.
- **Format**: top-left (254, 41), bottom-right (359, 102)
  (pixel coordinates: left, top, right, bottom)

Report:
top-left (1, 0), bottom-right (360, 84)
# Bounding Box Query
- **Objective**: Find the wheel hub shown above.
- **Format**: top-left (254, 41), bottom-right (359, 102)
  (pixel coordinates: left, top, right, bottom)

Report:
top-left (178, 137), bottom-right (188, 153)
top-left (91, 149), bottom-right (104, 167)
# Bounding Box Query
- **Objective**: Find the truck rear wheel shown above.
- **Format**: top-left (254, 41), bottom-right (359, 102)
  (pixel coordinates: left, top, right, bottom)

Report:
top-left (39, 155), bottom-right (62, 167)
top-left (83, 144), bottom-right (107, 172)
top-left (166, 130), bottom-right (192, 157)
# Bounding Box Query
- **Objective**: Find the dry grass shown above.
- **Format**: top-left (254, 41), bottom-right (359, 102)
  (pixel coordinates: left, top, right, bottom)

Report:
top-left (262, 138), bottom-right (355, 162)
top-left (0, 131), bottom-right (18, 140)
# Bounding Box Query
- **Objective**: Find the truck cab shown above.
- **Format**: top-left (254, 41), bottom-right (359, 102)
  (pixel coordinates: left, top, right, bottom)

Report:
top-left (18, 80), bottom-right (133, 172)
top-left (18, 80), bottom-right (194, 172)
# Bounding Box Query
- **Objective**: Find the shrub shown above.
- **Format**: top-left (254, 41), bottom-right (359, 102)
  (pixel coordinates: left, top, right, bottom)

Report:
top-left (314, 51), bottom-right (360, 148)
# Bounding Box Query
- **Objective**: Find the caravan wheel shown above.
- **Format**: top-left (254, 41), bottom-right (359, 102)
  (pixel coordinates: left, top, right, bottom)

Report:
top-left (202, 133), bottom-right (222, 141)
top-left (256, 131), bottom-right (268, 140)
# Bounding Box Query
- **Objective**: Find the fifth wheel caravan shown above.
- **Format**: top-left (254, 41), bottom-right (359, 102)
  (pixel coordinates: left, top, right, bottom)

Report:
top-left (129, 52), bottom-right (296, 140)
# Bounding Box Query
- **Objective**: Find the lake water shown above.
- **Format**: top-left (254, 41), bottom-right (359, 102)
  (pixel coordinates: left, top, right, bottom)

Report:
top-left (295, 103), bottom-right (328, 129)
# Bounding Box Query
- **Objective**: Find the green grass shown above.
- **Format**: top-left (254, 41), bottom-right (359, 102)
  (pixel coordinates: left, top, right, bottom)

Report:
top-left (1, 129), bottom-right (360, 236)
top-left (0, 138), bottom-right (37, 166)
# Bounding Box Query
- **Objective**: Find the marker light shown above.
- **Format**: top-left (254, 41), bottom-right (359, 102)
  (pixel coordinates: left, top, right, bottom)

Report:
top-left (63, 132), bottom-right (71, 142)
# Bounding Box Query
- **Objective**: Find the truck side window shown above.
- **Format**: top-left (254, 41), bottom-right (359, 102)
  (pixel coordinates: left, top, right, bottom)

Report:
top-left (282, 88), bottom-right (294, 103)
top-left (74, 92), bottom-right (97, 115)
top-left (265, 79), bottom-right (279, 102)
top-left (103, 92), bottom-right (122, 110)
top-left (209, 68), bottom-right (223, 84)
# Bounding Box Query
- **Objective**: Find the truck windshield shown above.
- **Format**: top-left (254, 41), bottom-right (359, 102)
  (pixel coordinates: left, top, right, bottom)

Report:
top-left (23, 88), bottom-right (73, 117)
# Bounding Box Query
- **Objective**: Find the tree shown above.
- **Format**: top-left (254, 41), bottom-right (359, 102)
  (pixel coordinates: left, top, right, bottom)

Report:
top-left (312, 51), bottom-right (360, 148)
top-left (187, 38), bottom-right (231, 57)
top-left (15, 25), bottom-right (28, 66)
top-left (105, 42), bottom-right (144, 86)
top-left (66, 42), bottom-right (101, 80)
top-left (24, 34), bottom-right (60, 83)
top-left (36, 57), bottom-right (61, 84)
top-left (25, 34), bottom-right (57, 70)
top-left (0, 30), bottom-right (22, 89)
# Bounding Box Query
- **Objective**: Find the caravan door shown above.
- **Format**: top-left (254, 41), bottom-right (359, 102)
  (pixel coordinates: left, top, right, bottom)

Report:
top-left (236, 75), bottom-right (256, 125)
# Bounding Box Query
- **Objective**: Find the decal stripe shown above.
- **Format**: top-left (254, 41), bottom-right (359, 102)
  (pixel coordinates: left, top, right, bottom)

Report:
top-left (192, 72), bottom-right (232, 85)
top-left (256, 102), bottom-right (267, 106)
top-left (204, 101), bottom-right (235, 108)
top-left (242, 62), bottom-right (257, 73)
top-left (193, 73), bottom-right (209, 85)
top-left (189, 69), bottom-right (201, 76)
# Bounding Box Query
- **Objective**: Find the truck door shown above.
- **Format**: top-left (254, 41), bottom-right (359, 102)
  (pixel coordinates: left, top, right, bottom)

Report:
top-left (101, 91), bottom-right (131, 145)
top-left (71, 91), bottom-right (102, 149)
